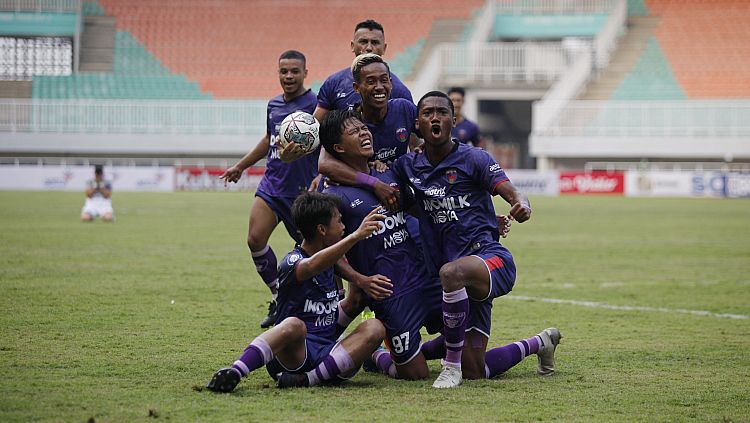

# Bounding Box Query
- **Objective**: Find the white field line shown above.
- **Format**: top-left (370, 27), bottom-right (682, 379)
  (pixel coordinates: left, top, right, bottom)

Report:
top-left (508, 295), bottom-right (748, 320)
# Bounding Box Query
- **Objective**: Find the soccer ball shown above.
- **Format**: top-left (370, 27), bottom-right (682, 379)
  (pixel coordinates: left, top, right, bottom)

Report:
top-left (278, 111), bottom-right (320, 153)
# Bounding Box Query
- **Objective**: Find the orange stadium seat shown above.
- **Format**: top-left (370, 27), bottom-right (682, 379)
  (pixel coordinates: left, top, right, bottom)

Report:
top-left (646, 0), bottom-right (750, 98)
top-left (96, 0), bottom-right (485, 98)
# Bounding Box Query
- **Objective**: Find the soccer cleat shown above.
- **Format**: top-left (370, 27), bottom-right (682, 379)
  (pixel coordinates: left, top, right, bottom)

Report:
top-left (432, 363), bottom-right (463, 388)
top-left (536, 327), bottom-right (562, 376)
top-left (362, 345), bottom-right (385, 373)
top-left (260, 300), bottom-right (278, 328)
top-left (277, 372), bottom-right (310, 389)
top-left (206, 368), bottom-right (241, 393)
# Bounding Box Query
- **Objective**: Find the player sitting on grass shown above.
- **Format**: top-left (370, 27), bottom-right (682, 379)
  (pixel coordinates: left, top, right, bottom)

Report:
top-left (390, 91), bottom-right (562, 388)
top-left (206, 192), bottom-right (386, 392)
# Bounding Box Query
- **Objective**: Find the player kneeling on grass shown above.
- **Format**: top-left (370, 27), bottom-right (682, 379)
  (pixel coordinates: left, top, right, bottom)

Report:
top-left (207, 192), bottom-right (386, 392)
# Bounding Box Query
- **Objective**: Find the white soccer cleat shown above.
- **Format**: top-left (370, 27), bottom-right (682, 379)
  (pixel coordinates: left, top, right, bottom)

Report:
top-left (432, 363), bottom-right (463, 388)
top-left (536, 327), bottom-right (562, 376)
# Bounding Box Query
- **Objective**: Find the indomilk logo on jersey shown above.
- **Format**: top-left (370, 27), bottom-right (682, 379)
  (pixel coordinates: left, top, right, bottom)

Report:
top-left (422, 194), bottom-right (470, 224)
top-left (304, 298), bottom-right (338, 327)
top-left (366, 211), bottom-right (411, 250)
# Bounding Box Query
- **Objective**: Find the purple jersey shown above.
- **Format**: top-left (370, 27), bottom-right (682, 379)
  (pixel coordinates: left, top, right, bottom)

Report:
top-left (323, 169), bottom-right (427, 302)
top-left (363, 98), bottom-right (417, 164)
top-left (256, 89), bottom-right (319, 198)
top-left (317, 67), bottom-right (413, 112)
top-left (452, 118), bottom-right (480, 146)
top-left (392, 142), bottom-right (510, 268)
top-left (276, 247), bottom-right (339, 342)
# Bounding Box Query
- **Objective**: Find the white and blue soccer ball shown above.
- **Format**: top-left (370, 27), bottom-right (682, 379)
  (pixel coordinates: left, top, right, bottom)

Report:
top-left (279, 111), bottom-right (320, 153)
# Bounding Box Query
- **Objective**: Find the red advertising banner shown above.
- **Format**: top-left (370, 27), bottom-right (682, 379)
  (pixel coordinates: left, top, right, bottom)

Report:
top-left (559, 171), bottom-right (624, 195)
top-left (175, 166), bottom-right (265, 191)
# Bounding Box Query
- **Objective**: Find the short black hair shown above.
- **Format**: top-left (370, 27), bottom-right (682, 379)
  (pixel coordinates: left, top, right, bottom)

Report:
top-left (447, 87), bottom-right (465, 97)
top-left (417, 90), bottom-right (455, 117)
top-left (354, 19), bottom-right (384, 35)
top-left (94, 165), bottom-right (103, 175)
top-left (279, 50), bottom-right (306, 66)
top-left (351, 53), bottom-right (390, 83)
top-left (320, 109), bottom-right (362, 162)
top-left (291, 191), bottom-right (341, 240)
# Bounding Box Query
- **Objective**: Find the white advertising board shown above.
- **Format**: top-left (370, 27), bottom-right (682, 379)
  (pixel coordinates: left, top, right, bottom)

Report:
top-left (625, 171), bottom-right (694, 197)
top-left (505, 169), bottom-right (559, 196)
top-left (0, 165), bottom-right (174, 192)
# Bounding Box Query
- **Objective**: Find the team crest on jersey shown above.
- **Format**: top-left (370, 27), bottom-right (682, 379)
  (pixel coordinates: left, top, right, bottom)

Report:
top-left (396, 127), bottom-right (409, 143)
top-left (445, 169), bottom-right (458, 184)
top-left (287, 253), bottom-right (301, 265)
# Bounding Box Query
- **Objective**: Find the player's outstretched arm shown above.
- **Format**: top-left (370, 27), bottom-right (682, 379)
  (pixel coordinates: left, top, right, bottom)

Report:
top-left (220, 134), bottom-right (270, 185)
top-left (313, 105), bottom-right (329, 125)
top-left (294, 207), bottom-right (385, 281)
top-left (493, 181), bottom-right (532, 223)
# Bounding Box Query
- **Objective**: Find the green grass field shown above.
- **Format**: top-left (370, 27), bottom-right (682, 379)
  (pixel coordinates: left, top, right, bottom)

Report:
top-left (1, 191), bottom-right (749, 422)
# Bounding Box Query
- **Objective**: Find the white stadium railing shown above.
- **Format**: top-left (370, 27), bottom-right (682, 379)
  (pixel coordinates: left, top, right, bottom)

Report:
top-left (533, 100), bottom-right (750, 138)
top-left (0, 99), bottom-right (268, 134)
top-left (439, 42), bottom-right (570, 84)
top-left (493, 0), bottom-right (619, 14)
top-left (0, 0), bottom-right (79, 12)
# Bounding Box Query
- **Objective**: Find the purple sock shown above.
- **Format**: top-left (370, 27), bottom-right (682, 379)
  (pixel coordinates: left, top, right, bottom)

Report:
top-left (306, 346), bottom-right (354, 386)
top-left (484, 336), bottom-right (540, 378)
top-left (442, 288), bottom-right (469, 367)
top-left (232, 337), bottom-right (273, 377)
top-left (420, 335), bottom-right (446, 360)
top-left (251, 245), bottom-right (278, 297)
top-left (373, 349), bottom-right (397, 378)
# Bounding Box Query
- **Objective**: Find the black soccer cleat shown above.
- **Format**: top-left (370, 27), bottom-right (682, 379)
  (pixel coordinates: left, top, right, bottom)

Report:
top-left (362, 345), bottom-right (385, 373)
top-left (260, 300), bottom-right (278, 329)
top-left (276, 372), bottom-right (309, 389)
top-left (206, 368), bottom-right (241, 393)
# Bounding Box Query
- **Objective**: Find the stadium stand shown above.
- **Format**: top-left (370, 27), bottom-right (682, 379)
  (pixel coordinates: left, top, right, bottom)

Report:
top-left (609, 0), bottom-right (750, 99)
top-left (30, 0), bottom-right (484, 99)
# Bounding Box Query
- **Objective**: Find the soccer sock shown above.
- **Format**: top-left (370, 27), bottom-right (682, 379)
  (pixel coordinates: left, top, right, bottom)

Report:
top-left (442, 288), bottom-right (469, 367)
top-left (232, 337), bottom-right (273, 377)
top-left (335, 307), bottom-right (355, 337)
top-left (484, 336), bottom-right (541, 378)
top-left (306, 346), bottom-right (355, 386)
top-left (373, 348), bottom-right (397, 378)
top-left (419, 335), bottom-right (446, 360)
top-left (251, 245), bottom-right (278, 299)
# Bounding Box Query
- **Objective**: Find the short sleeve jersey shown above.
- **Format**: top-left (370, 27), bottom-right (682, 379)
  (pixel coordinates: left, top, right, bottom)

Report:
top-left (275, 247), bottom-right (339, 342)
top-left (452, 118), bottom-right (480, 146)
top-left (317, 67), bottom-right (413, 112)
top-left (392, 142), bottom-right (510, 268)
top-left (256, 89), bottom-right (319, 198)
top-left (86, 179), bottom-right (112, 199)
top-left (364, 98), bottom-right (417, 164)
top-left (323, 169), bottom-right (427, 301)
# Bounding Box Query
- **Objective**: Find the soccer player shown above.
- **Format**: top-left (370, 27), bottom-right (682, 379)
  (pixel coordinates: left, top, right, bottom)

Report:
top-left (391, 91), bottom-right (561, 388)
top-left (314, 19), bottom-right (413, 124)
top-left (448, 87), bottom-right (483, 148)
top-left (80, 165), bottom-right (114, 222)
top-left (318, 53), bottom-right (419, 210)
top-left (320, 109), bottom-right (562, 384)
top-left (219, 50), bottom-right (319, 328)
top-left (320, 109), bottom-right (442, 379)
top-left (206, 192), bottom-right (386, 392)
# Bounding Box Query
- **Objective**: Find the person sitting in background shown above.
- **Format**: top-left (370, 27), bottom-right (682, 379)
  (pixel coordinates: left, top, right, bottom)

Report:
top-left (81, 165), bottom-right (114, 222)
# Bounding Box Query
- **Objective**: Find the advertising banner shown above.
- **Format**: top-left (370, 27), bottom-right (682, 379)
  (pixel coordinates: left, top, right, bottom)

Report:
top-left (559, 171), bottom-right (624, 195)
top-left (725, 172), bottom-right (750, 198)
top-left (690, 172), bottom-right (726, 198)
top-left (505, 169), bottom-right (559, 196)
top-left (0, 165), bottom-right (174, 192)
top-left (174, 167), bottom-right (264, 191)
top-left (625, 171), bottom-right (694, 197)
